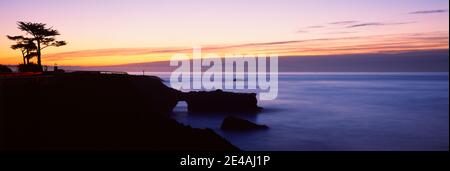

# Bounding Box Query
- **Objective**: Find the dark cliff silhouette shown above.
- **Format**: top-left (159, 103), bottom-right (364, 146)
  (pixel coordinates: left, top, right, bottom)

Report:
top-left (0, 65), bottom-right (12, 73)
top-left (0, 72), bottom-right (241, 150)
top-left (221, 116), bottom-right (268, 131)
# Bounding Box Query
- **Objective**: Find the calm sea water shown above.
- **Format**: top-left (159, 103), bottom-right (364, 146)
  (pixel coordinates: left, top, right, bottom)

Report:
top-left (131, 72), bottom-right (449, 151)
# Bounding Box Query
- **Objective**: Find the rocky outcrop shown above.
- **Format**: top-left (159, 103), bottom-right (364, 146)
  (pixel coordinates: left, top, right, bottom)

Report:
top-left (0, 73), bottom-right (238, 151)
top-left (181, 90), bottom-right (261, 113)
top-left (221, 116), bottom-right (268, 131)
top-left (0, 65), bottom-right (12, 73)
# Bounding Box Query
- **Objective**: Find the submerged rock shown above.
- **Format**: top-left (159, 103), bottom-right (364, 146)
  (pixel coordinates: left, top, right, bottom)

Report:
top-left (221, 116), bottom-right (268, 131)
top-left (181, 90), bottom-right (261, 113)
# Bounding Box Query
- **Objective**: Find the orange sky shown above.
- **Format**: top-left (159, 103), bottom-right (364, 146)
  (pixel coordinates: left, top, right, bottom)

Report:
top-left (0, 0), bottom-right (448, 66)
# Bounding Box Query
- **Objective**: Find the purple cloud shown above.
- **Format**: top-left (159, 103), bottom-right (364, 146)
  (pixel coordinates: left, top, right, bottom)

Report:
top-left (307, 25), bottom-right (325, 29)
top-left (410, 9), bottom-right (448, 14)
top-left (347, 22), bottom-right (415, 28)
top-left (329, 21), bottom-right (358, 25)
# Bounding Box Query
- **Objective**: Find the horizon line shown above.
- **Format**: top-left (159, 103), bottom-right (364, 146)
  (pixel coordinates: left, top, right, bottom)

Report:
top-left (3, 48), bottom-right (448, 67)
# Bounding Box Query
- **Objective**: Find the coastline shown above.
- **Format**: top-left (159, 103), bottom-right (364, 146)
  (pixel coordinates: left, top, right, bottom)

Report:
top-left (0, 72), bottom-right (240, 151)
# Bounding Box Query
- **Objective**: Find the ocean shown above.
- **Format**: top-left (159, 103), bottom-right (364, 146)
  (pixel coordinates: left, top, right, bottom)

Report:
top-left (130, 72), bottom-right (449, 151)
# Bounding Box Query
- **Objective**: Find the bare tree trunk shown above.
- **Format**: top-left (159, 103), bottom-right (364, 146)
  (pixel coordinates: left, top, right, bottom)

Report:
top-left (36, 39), bottom-right (42, 71)
top-left (21, 51), bottom-right (26, 65)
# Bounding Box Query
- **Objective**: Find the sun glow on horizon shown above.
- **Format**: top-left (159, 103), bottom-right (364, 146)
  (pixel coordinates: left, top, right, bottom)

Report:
top-left (0, 0), bottom-right (448, 66)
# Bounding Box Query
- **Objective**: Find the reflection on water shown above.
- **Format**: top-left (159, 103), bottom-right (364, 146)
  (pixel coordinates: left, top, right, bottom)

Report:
top-left (131, 72), bottom-right (449, 151)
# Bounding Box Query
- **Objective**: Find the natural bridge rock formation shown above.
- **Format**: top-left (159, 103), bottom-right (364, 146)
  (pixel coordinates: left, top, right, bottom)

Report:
top-left (0, 73), bottom-right (239, 151)
top-left (180, 89), bottom-right (261, 113)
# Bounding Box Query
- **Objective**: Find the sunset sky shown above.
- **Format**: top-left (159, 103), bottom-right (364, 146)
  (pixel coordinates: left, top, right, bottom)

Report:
top-left (0, 0), bottom-right (448, 66)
